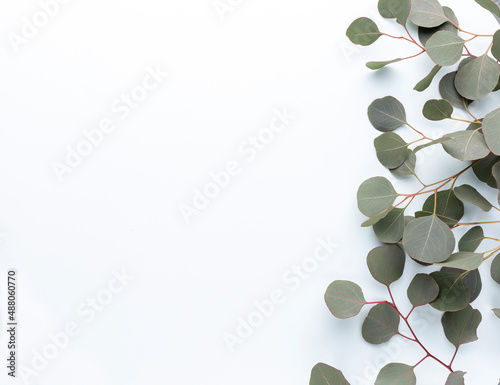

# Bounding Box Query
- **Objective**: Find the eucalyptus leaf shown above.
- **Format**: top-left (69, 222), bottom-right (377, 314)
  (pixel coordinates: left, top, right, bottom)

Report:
top-left (436, 252), bottom-right (484, 271)
top-left (367, 244), bottom-right (406, 285)
top-left (407, 273), bottom-right (440, 307)
top-left (374, 363), bottom-right (416, 385)
top-left (491, 162), bottom-right (500, 195)
top-left (310, 363), bottom-right (351, 385)
top-left (414, 65), bottom-right (442, 91)
top-left (378, 0), bottom-right (411, 25)
top-left (482, 107), bottom-right (500, 155)
top-left (357, 177), bottom-right (398, 217)
top-left (458, 226), bottom-right (484, 252)
top-left (439, 72), bottom-right (472, 108)
top-left (491, 253), bottom-right (500, 284)
top-left (403, 215), bottom-right (455, 263)
top-left (410, 0), bottom-right (448, 28)
top-left (493, 309), bottom-right (500, 319)
top-left (425, 31), bottom-right (464, 66)
top-left (474, 0), bottom-right (500, 18)
top-left (362, 303), bottom-right (400, 344)
top-left (422, 99), bottom-right (453, 120)
top-left (442, 130), bottom-right (490, 161)
top-left (454, 184), bottom-right (493, 211)
top-left (390, 150), bottom-right (416, 178)
top-left (418, 6), bottom-right (459, 46)
top-left (441, 267), bottom-right (482, 303)
top-left (368, 96), bottom-right (407, 132)
top-left (455, 54), bottom-right (500, 100)
top-left (492, 29), bottom-right (500, 61)
top-left (324, 280), bottom-right (367, 319)
top-left (430, 270), bottom-right (471, 311)
top-left (472, 154), bottom-right (500, 188)
top-left (419, 189), bottom-right (464, 225)
top-left (445, 372), bottom-right (466, 385)
top-left (413, 137), bottom-right (450, 153)
top-left (347, 17), bottom-right (382, 46)
top-left (374, 132), bottom-right (409, 169)
top-left (373, 208), bottom-right (406, 243)
top-left (442, 305), bottom-right (482, 347)
top-left (367, 59), bottom-right (402, 70)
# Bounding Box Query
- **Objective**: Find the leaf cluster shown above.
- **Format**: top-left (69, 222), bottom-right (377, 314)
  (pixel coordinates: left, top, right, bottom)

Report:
top-left (311, 0), bottom-right (500, 384)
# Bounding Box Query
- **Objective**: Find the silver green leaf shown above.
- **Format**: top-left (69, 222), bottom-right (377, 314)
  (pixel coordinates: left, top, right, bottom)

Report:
top-left (454, 184), bottom-right (493, 211)
top-left (362, 303), bottom-right (400, 344)
top-left (455, 54), bottom-right (500, 100)
top-left (324, 280), bottom-right (367, 319)
top-left (374, 132), bottom-right (409, 169)
top-left (442, 130), bottom-right (490, 161)
top-left (375, 363), bottom-right (416, 385)
top-left (403, 215), bottom-right (455, 263)
top-left (347, 17), bottom-right (382, 46)
top-left (310, 363), bottom-right (351, 385)
top-left (357, 177), bottom-right (398, 217)
top-left (425, 31), bottom-right (464, 66)
top-left (442, 305), bottom-right (482, 347)
top-left (368, 96), bottom-right (407, 132)
top-left (410, 0), bottom-right (448, 27)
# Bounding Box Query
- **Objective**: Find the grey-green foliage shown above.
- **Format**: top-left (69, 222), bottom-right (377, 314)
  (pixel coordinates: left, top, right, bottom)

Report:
top-left (313, 1), bottom-right (500, 383)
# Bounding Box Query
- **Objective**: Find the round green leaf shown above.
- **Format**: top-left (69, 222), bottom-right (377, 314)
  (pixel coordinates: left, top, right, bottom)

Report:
top-left (491, 253), bottom-right (500, 284)
top-left (367, 244), bottom-right (406, 285)
top-left (441, 267), bottom-right (482, 303)
top-left (375, 363), bottom-right (416, 385)
top-left (442, 305), bottom-right (482, 347)
top-left (492, 29), bottom-right (500, 61)
top-left (357, 177), bottom-right (398, 217)
top-left (374, 133), bottom-right (409, 169)
top-left (414, 65), bottom-right (442, 92)
top-left (439, 72), bottom-right (472, 108)
top-left (430, 270), bottom-right (471, 311)
top-left (390, 150), bottom-right (416, 178)
top-left (422, 99), bottom-right (453, 120)
top-left (418, 6), bottom-right (459, 46)
top-left (445, 371), bottom-right (466, 385)
top-left (373, 208), bottom-right (406, 243)
top-left (442, 130), bottom-right (490, 161)
top-left (419, 189), bottom-right (464, 225)
top-left (403, 215), bottom-right (455, 263)
top-left (410, 0), bottom-right (448, 27)
top-left (407, 273), bottom-right (440, 307)
top-left (458, 226), bottom-right (484, 252)
top-left (346, 17), bottom-right (382, 46)
top-left (425, 31), bottom-right (464, 66)
top-left (368, 96), bottom-right (407, 132)
top-left (455, 54), bottom-right (500, 100)
top-left (482, 107), bottom-right (500, 155)
top-left (378, 0), bottom-right (411, 25)
top-left (436, 252), bottom-right (484, 271)
top-left (493, 309), bottom-right (500, 319)
top-left (472, 154), bottom-right (500, 188)
top-left (454, 184), bottom-right (493, 211)
top-left (324, 280), bottom-right (367, 319)
top-left (310, 363), bottom-right (351, 385)
top-left (362, 303), bottom-right (400, 344)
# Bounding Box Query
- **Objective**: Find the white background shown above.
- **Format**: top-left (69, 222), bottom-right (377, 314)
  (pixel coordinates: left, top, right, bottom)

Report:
top-left (1, 0), bottom-right (500, 384)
